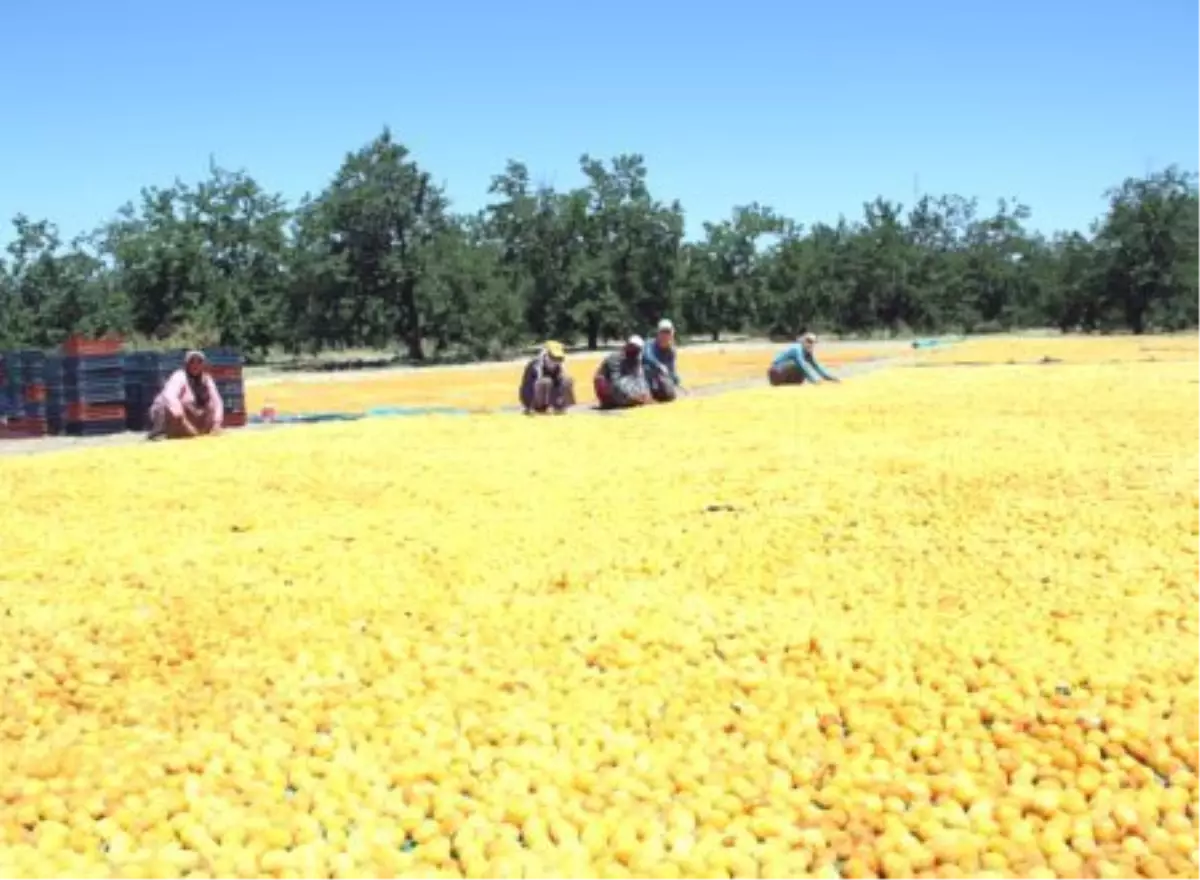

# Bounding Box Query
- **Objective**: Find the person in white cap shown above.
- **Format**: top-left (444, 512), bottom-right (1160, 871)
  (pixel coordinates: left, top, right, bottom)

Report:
top-left (768, 332), bottom-right (840, 386)
top-left (644, 318), bottom-right (683, 402)
top-left (593, 335), bottom-right (652, 409)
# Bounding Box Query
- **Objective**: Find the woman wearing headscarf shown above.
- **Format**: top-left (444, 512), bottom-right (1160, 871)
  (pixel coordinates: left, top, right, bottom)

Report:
top-left (518, 341), bottom-right (576, 414)
top-left (147, 350), bottom-right (225, 440)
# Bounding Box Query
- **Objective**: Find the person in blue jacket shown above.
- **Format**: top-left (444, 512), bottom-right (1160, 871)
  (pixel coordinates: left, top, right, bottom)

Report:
top-left (644, 318), bottom-right (683, 402)
top-left (768, 333), bottom-right (841, 386)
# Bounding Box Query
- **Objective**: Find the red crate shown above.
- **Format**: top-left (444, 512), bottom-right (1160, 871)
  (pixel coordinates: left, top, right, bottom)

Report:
top-left (209, 365), bottom-right (243, 381)
top-left (61, 334), bottom-right (124, 357)
top-left (64, 403), bottom-right (126, 422)
top-left (1, 418), bottom-right (48, 439)
top-left (224, 412), bottom-right (248, 428)
top-left (24, 384), bottom-right (46, 403)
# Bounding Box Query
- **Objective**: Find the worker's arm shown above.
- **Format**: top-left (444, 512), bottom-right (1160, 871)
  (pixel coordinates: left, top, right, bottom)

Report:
top-left (646, 354), bottom-right (669, 384)
top-left (796, 352), bottom-right (825, 381)
top-left (205, 375), bottom-right (225, 427)
top-left (159, 371), bottom-right (187, 418)
top-left (660, 347), bottom-right (681, 385)
top-left (519, 360), bottom-right (539, 407)
top-left (808, 354), bottom-right (838, 382)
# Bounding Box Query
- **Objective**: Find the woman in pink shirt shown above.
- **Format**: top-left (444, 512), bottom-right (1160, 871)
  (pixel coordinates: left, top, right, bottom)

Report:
top-left (147, 350), bottom-right (225, 440)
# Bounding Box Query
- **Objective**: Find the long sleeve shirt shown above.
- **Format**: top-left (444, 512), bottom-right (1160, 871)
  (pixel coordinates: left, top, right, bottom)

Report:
top-left (519, 352), bottom-right (567, 407)
top-left (596, 351), bottom-right (643, 383)
top-left (157, 369), bottom-right (224, 425)
top-left (644, 340), bottom-right (681, 385)
top-left (771, 345), bottom-right (835, 383)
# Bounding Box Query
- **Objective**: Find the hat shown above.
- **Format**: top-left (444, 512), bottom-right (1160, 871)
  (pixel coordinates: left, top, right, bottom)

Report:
top-left (544, 340), bottom-right (565, 360)
top-left (801, 333), bottom-right (817, 345)
top-left (184, 349), bottom-right (207, 364)
top-left (657, 319), bottom-right (674, 333)
top-left (626, 335), bottom-right (645, 350)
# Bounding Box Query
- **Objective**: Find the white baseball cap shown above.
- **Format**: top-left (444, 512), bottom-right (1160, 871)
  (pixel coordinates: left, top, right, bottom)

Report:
top-left (657, 318), bottom-right (674, 332)
top-left (627, 334), bottom-right (645, 349)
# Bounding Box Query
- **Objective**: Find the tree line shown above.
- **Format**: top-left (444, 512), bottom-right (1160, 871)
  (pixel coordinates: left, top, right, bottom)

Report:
top-left (1, 128), bottom-right (1196, 361)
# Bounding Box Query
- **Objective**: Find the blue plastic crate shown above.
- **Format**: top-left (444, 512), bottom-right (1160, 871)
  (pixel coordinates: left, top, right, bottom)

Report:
top-left (62, 354), bottom-right (124, 373)
top-left (64, 418), bottom-right (127, 437)
top-left (58, 365), bottom-right (124, 382)
top-left (59, 382), bottom-right (127, 404)
top-left (54, 372), bottom-right (125, 389)
top-left (126, 403), bottom-right (152, 431)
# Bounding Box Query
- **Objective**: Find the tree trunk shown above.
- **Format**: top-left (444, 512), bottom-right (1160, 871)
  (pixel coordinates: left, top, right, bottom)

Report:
top-left (1126, 286), bottom-right (1147, 335)
top-left (586, 322), bottom-right (599, 350)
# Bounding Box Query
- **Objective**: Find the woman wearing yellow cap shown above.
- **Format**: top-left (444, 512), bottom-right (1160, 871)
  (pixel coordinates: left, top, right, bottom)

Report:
top-left (518, 341), bottom-right (576, 414)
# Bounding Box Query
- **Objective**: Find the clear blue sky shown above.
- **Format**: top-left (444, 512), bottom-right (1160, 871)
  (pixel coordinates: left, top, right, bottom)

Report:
top-left (1, 0), bottom-right (1195, 244)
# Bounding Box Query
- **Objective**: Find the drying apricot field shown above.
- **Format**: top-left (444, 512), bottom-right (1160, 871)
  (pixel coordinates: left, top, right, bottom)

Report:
top-left (244, 345), bottom-right (883, 416)
top-left (0, 337), bottom-right (1197, 879)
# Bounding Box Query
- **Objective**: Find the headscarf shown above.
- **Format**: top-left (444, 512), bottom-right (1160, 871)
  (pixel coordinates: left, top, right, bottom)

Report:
top-left (184, 350), bottom-right (211, 408)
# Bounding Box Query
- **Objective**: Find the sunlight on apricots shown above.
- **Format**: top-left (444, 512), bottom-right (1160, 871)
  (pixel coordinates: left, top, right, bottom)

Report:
top-left (0, 337), bottom-right (1196, 879)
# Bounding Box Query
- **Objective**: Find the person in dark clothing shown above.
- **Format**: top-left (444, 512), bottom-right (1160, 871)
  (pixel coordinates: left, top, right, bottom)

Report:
top-left (518, 341), bottom-right (576, 414)
top-left (768, 333), bottom-right (840, 386)
top-left (593, 336), bottom-right (652, 409)
top-left (644, 318), bottom-right (683, 403)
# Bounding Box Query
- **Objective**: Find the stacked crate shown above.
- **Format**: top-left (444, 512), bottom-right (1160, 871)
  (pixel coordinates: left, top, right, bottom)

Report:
top-left (0, 352), bottom-right (10, 430)
top-left (0, 351), bottom-right (12, 435)
top-left (122, 350), bottom-right (184, 432)
top-left (0, 350), bottom-right (48, 439)
top-left (204, 347), bottom-right (247, 428)
top-left (44, 355), bottom-right (63, 435)
top-left (56, 337), bottom-right (126, 437)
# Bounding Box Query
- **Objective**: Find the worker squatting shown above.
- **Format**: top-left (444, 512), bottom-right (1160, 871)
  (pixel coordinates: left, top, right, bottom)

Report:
top-left (145, 325), bottom-right (841, 440)
top-left (518, 320), bottom-right (841, 416)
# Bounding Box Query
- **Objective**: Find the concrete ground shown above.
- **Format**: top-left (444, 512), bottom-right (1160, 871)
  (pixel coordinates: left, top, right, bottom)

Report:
top-left (0, 341), bottom-right (912, 460)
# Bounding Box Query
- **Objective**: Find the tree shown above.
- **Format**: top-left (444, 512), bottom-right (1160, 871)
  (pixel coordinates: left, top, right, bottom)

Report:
top-left (1092, 166), bottom-right (1199, 333)
top-left (1, 147), bottom-right (1196, 355)
top-left (0, 216), bottom-right (126, 350)
top-left (293, 128), bottom-right (451, 360)
top-left (681, 204), bottom-right (784, 341)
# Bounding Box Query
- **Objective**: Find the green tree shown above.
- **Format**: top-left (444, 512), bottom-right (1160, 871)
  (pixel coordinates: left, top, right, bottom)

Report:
top-left (1092, 166), bottom-right (1199, 333)
top-left (0, 216), bottom-right (126, 349)
top-left (2, 148), bottom-right (1197, 355)
top-left (681, 204), bottom-right (784, 341)
top-left (294, 128), bottom-right (451, 360)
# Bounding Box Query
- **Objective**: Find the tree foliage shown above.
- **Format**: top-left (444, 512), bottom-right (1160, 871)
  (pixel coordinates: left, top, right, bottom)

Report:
top-left (1, 129), bottom-right (1195, 357)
